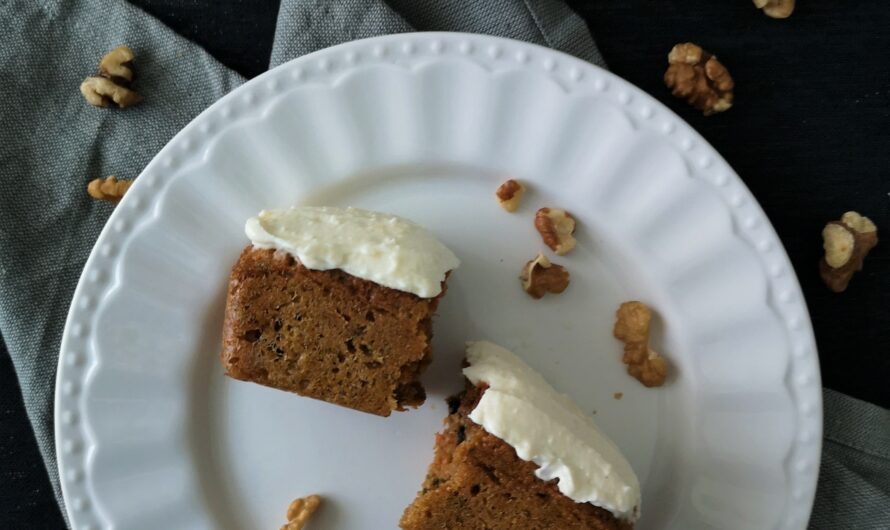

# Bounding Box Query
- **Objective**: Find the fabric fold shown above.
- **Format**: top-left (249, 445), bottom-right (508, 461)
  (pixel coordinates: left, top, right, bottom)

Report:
top-left (2, 1), bottom-right (887, 529)
top-left (0, 0), bottom-right (243, 516)
top-left (0, 0), bottom-right (604, 521)
top-left (810, 389), bottom-right (890, 529)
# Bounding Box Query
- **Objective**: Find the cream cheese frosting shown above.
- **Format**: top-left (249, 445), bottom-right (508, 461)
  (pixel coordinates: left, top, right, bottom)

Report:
top-left (463, 341), bottom-right (641, 521)
top-left (245, 206), bottom-right (459, 298)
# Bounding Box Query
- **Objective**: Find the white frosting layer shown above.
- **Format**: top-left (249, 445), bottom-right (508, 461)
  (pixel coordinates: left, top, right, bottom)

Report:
top-left (245, 206), bottom-right (459, 298)
top-left (463, 341), bottom-right (641, 521)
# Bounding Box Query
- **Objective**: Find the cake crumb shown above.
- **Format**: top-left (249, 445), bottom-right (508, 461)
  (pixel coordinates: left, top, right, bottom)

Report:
top-left (281, 494), bottom-right (321, 530)
top-left (613, 392), bottom-right (623, 400)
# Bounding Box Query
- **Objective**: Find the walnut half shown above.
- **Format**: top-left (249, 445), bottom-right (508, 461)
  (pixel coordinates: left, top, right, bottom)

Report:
top-left (87, 176), bottom-right (133, 202)
top-left (281, 494), bottom-right (322, 530)
top-left (664, 43), bottom-right (734, 116)
top-left (520, 253), bottom-right (570, 299)
top-left (613, 301), bottom-right (668, 388)
top-left (753, 0), bottom-right (795, 19)
top-left (99, 45), bottom-right (136, 83)
top-left (496, 179), bottom-right (526, 212)
top-left (81, 46), bottom-right (143, 108)
top-left (820, 211), bottom-right (878, 292)
top-left (534, 208), bottom-right (576, 255)
top-left (80, 77), bottom-right (143, 108)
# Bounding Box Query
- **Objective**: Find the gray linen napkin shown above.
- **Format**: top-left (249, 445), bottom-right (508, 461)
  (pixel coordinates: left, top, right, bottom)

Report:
top-left (1, 1), bottom-right (887, 528)
top-left (0, 0), bottom-right (600, 521)
top-left (810, 390), bottom-right (890, 529)
top-left (270, 0), bottom-right (605, 68)
top-left (0, 0), bottom-right (242, 521)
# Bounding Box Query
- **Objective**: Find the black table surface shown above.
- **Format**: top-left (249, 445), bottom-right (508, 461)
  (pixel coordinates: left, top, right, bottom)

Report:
top-left (2, 1), bottom-right (888, 528)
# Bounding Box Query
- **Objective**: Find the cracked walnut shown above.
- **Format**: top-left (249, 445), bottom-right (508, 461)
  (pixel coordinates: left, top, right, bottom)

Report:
top-left (664, 43), bottom-right (734, 116)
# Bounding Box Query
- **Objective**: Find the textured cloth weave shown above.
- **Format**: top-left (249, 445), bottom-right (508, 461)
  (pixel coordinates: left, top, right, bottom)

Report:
top-left (270, 0), bottom-right (604, 68)
top-left (0, 1), bottom-right (886, 528)
top-left (0, 0), bottom-right (600, 521)
top-left (0, 0), bottom-right (242, 520)
top-left (810, 389), bottom-right (890, 529)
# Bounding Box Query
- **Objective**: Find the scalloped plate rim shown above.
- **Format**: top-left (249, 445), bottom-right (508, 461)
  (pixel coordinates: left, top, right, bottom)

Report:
top-left (55, 32), bottom-right (821, 530)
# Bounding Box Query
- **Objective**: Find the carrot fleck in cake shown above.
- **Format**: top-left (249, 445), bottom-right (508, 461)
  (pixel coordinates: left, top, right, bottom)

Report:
top-left (221, 206), bottom-right (459, 416)
top-left (401, 341), bottom-right (640, 529)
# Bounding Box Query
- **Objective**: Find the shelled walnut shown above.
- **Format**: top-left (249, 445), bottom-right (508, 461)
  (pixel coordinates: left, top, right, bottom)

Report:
top-left (281, 494), bottom-right (321, 530)
top-left (664, 43), bottom-right (734, 116)
top-left (613, 301), bottom-right (668, 388)
top-left (753, 0), bottom-right (795, 19)
top-left (87, 176), bottom-right (133, 202)
top-left (80, 77), bottom-right (142, 108)
top-left (820, 211), bottom-right (878, 292)
top-left (520, 253), bottom-right (570, 299)
top-left (99, 46), bottom-right (136, 83)
top-left (81, 46), bottom-right (143, 108)
top-left (496, 179), bottom-right (526, 212)
top-left (534, 208), bottom-right (576, 255)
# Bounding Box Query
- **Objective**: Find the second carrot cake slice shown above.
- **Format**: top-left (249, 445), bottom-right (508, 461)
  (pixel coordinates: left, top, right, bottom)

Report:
top-left (401, 341), bottom-right (641, 529)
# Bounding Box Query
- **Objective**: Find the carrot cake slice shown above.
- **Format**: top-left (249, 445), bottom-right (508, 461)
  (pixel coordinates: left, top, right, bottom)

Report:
top-left (221, 206), bottom-right (459, 416)
top-left (401, 341), bottom-right (640, 529)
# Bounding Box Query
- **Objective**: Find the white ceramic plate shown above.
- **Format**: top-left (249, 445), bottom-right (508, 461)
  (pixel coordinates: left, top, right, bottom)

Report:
top-left (56, 33), bottom-right (821, 530)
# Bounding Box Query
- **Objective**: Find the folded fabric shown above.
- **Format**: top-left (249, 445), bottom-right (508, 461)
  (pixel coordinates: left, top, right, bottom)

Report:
top-left (1, 1), bottom-right (887, 529)
top-left (810, 389), bottom-right (890, 529)
top-left (0, 0), bottom-right (600, 523)
top-left (0, 0), bottom-right (242, 523)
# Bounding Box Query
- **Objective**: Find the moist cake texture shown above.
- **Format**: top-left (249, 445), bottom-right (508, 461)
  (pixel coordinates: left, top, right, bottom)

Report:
top-left (400, 384), bottom-right (633, 530)
top-left (221, 206), bottom-right (458, 416)
top-left (401, 341), bottom-right (640, 529)
top-left (221, 246), bottom-right (447, 416)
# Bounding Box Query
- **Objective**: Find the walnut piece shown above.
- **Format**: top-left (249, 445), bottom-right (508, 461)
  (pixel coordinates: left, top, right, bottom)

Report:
top-left (281, 494), bottom-right (322, 530)
top-left (520, 253), bottom-right (570, 299)
top-left (753, 0), bottom-right (795, 18)
top-left (664, 43), bottom-right (734, 116)
top-left (87, 176), bottom-right (133, 202)
top-left (822, 223), bottom-right (856, 269)
top-left (613, 301), bottom-right (668, 388)
top-left (534, 208), bottom-right (576, 255)
top-left (80, 77), bottom-right (143, 108)
top-left (81, 46), bottom-right (143, 108)
top-left (820, 211), bottom-right (878, 292)
top-left (496, 179), bottom-right (526, 212)
top-left (99, 46), bottom-right (136, 83)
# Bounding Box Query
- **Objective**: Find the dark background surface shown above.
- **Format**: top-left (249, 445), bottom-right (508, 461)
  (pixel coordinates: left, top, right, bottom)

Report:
top-left (2, 1), bottom-right (887, 528)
